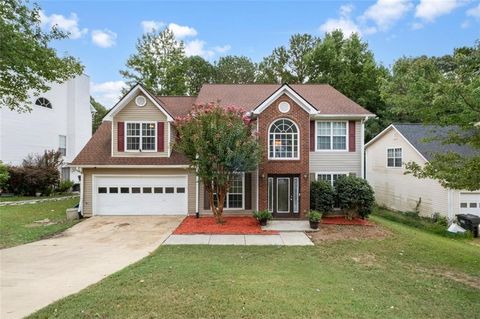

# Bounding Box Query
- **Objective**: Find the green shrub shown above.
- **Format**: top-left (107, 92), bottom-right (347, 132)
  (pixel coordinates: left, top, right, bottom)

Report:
top-left (253, 210), bottom-right (273, 221)
top-left (310, 180), bottom-right (334, 213)
top-left (0, 161), bottom-right (9, 191)
top-left (308, 210), bottom-right (322, 222)
top-left (335, 176), bottom-right (375, 219)
top-left (57, 180), bottom-right (74, 193)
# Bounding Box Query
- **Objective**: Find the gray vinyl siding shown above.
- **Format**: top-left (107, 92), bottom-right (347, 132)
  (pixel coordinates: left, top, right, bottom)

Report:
top-left (309, 120), bottom-right (362, 175)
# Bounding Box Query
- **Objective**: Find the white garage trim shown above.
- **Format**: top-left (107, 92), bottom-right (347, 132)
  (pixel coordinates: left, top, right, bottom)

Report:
top-left (92, 174), bottom-right (188, 216)
top-left (459, 192), bottom-right (480, 217)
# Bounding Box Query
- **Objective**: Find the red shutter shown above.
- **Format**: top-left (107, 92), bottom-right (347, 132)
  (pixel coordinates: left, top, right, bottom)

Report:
top-left (310, 120), bottom-right (315, 151)
top-left (348, 120), bottom-right (356, 152)
top-left (157, 122), bottom-right (165, 152)
top-left (117, 122), bottom-right (124, 152)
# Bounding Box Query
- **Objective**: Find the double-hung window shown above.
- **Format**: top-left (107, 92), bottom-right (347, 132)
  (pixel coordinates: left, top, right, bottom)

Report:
top-left (316, 121), bottom-right (347, 150)
top-left (126, 122), bottom-right (156, 151)
top-left (59, 135), bottom-right (66, 156)
top-left (387, 148), bottom-right (402, 167)
top-left (213, 173), bottom-right (244, 209)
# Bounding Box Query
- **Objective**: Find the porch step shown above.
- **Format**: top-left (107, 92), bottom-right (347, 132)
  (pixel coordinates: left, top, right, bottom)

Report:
top-left (261, 220), bottom-right (317, 232)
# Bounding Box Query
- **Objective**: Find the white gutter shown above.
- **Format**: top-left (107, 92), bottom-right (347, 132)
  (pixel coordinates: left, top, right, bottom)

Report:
top-left (361, 119), bottom-right (365, 179)
top-left (69, 165), bottom-right (190, 169)
top-left (256, 119), bottom-right (259, 211)
top-left (195, 173), bottom-right (199, 214)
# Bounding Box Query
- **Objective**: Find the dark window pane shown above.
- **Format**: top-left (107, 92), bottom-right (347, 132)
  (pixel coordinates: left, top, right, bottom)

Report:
top-left (143, 187), bottom-right (152, 193)
top-left (120, 187), bottom-right (129, 194)
top-left (132, 187), bottom-right (141, 194)
top-left (176, 187), bottom-right (185, 193)
top-left (387, 158), bottom-right (394, 167)
top-left (470, 203), bottom-right (477, 208)
top-left (109, 187), bottom-right (118, 194)
top-left (165, 187), bottom-right (174, 193)
top-left (98, 187), bottom-right (107, 194)
top-left (395, 158), bottom-right (402, 167)
top-left (154, 187), bottom-right (163, 193)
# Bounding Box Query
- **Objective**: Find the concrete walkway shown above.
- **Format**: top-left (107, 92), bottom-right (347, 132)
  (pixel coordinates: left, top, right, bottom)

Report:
top-left (164, 232), bottom-right (313, 246)
top-left (262, 220), bottom-right (316, 232)
top-left (0, 216), bottom-right (183, 319)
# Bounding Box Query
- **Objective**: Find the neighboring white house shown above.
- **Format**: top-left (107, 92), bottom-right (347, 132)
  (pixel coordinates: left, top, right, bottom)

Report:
top-left (365, 123), bottom-right (480, 219)
top-left (0, 74), bottom-right (92, 183)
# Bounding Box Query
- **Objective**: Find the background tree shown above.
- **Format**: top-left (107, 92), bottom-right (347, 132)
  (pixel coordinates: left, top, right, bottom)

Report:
top-left (184, 56), bottom-right (215, 95)
top-left (174, 103), bottom-right (261, 223)
top-left (120, 28), bottom-right (187, 95)
top-left (215, 56), bottom-right (257, 84)
top-left (258, 33), bottom-right (318, 83)
top-left (0, 0), bottom-right (84, 112)
top-left (90, 97), bottom-right (108, 133)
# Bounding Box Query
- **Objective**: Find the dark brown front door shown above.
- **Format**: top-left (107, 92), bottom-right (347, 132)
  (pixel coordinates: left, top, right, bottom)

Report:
top-left (268, 174), bottom-right (300, 218)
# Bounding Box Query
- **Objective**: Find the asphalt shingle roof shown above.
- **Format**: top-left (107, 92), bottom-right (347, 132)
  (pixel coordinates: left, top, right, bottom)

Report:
top-left (393, 123), bottom-right (478, 161)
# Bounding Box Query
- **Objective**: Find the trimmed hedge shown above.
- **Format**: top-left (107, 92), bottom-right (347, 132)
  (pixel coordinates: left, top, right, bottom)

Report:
top-left (310, 180), bottom-right (335, 213)
top-left (335, 176), bottom-right (375, 219)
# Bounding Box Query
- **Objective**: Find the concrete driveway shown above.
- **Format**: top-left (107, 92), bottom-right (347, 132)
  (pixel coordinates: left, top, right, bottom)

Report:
top-left (0, 216), bottom-right (183, 319)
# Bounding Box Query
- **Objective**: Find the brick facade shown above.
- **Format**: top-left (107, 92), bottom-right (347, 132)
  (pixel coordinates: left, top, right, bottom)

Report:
top-left (257, 94), bottom-right (311, 218)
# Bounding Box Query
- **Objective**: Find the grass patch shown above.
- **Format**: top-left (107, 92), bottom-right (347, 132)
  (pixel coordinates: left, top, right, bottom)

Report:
top-left (30, 215), bottom-right (480, 319)
top-left (372, 206), bottom-right (472, 239)
top-left (0, 194), bottom-right (77, 202)
top-left (0, 198), bottom-right (80, 248)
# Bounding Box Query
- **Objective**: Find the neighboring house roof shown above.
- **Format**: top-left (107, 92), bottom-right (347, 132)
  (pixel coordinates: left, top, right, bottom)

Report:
top-left (196, 84), bottom-right (373, 116)
top-left (366, 123), bottom-right (478, 161)
top-left (70, 122), bottom-right (189, 166)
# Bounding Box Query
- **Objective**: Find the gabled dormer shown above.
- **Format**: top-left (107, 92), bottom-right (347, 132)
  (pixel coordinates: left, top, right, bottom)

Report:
top-left (103, 84), bottom-right (174, 158)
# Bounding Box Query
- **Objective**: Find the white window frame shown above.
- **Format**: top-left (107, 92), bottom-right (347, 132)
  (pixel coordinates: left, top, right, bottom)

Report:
top-left (214, 173), bottom-right (245, 210)
top-left (386, 147), bottom-right (402, 168)
top-left (315, 121), bottom-right (349, 152)
top-left (124, 121), bottom-right (157, 152)
top-left (267, 177), bottom-right (274, 212)
top-left (316, 172), bottom-right (349, 187)
top-left (268, 118), bottom-right (300, 160)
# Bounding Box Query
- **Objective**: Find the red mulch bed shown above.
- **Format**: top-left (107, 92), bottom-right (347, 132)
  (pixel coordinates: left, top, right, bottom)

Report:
top-left (322, 216), bottom-right (374, 226)
top-left (173, 216), bottom-right (279, 235)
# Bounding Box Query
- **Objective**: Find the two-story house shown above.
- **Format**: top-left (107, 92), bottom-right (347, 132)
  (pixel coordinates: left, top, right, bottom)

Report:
top-left (0, 74), bottom-right (92, 183)
top-left (71, 83), bottom-right (373, 218)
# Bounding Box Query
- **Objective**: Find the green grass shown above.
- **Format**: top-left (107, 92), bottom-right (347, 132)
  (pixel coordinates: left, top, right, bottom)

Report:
top-left (30, 215), bottom-right (480, 319)
top-left (372, 206), bottom-right (472, 238)
top-left (0, 198), bottom-right (80, 248)
top-left (0, 194), bottom-right (77, 202)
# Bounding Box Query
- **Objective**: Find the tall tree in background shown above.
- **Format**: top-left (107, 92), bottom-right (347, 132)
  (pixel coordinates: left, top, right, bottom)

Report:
top-left (0, 0), bottom-right (83, 112)
top-left (258, 33), bottom-right (318, 83)
top-left (384, 42), bottom-right (480, 190)
top-left (90, 97), bottom-right (108, 133)
top-left (120, 28), bottom-right (187, 95)
top-left (184, 56), bottom-right (215, 95)
top-left (215, 56), bottom-right (257, 84)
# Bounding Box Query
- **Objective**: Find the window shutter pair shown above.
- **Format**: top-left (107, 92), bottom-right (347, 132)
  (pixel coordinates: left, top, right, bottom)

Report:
top-left (116, 122), bottom-right (165, 152)
top-left (309, 120), bottom-right (356, 152)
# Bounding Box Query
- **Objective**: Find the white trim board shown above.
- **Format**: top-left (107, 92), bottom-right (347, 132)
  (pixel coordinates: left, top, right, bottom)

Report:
top-left (253, 84), bottom-right (318, 115)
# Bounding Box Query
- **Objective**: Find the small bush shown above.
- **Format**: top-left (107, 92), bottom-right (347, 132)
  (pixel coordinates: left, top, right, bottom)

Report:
top-left (335, 176), bottom-right (375, 219)
top-left (0, 161), bottom-right (9, 191)
top-left (57, 180), bottom-right (74, 193)
top-left (308, 210), bottom-right (322, 222)
top-left (310, 180), bottom-right (335, 213)
top-left (253, 210), bottom-right (272, 221)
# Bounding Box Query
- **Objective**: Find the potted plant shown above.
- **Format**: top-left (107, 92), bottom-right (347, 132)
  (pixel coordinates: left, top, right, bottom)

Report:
top-left (308, 210), bottom-right (322, 229)
top-left (253, 210), bottom-right (273, 226)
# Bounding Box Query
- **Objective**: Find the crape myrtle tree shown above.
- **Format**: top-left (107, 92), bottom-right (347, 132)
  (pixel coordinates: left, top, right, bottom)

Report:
top-left (174, 103), bottom-right (261, 223)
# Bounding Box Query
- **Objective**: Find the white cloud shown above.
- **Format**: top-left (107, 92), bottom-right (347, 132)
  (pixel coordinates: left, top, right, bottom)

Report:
top-left (39, 11), bottom-right (87, 39)
top-left (319, 4), bottom-right (362, 36)
top-left (185, 39), bottom-right (214, 58)
top-left (361, 0), bottom-right (413, 31)
top-left (168, 23), bottom-right (197, 39)
top-left (415, 0), bottom-right (465, 22)
top-left (91, 29), bottom-right (117, 48)
top-left (213, 45), bottom-right (231, 53)
top-left (141, 20), bottom-right (165, 33)
top-left (411, 22), bottom-right (424, 30)
top-left (91, 81), bottom-right (127, 108)
top-left (466, 4), bottom-right (480, 19)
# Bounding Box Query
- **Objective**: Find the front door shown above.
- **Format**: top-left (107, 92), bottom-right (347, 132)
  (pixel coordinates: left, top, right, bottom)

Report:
top-left (268, 175), bottom-right (300, 218)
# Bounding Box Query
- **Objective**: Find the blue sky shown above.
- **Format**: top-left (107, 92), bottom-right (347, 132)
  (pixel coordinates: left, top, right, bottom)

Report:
top-left (38, 0), bottom-right (480, 107)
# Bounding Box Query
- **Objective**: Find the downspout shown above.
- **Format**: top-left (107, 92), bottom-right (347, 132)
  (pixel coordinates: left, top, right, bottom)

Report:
top-left (78, 168), bottom-right (84, 218)
top-left (361, 119), bottom-right (365, 179)
top-left (256, 117), bottom-right (259, 211)
top-left (195, 154), bottom-right (200, 217)
top-left (447, 189), bottom-right (454, 223)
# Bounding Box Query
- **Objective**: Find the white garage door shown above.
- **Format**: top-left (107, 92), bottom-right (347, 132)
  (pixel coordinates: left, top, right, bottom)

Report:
top-left (460, 193), bottom-right (480, 216)
top-left (93, 175), bottom-right (188, 215)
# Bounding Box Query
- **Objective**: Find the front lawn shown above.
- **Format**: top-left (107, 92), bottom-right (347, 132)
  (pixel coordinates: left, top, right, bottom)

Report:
top-left (30, 215), bottom-right (479, 318)
top-left (0, 194), bottom-right (77, 202)
top-left (0, 198), bottom-right (80, 248)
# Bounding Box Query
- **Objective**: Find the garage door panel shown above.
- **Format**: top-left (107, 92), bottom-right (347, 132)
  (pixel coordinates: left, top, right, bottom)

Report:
top-left (94, 176), bottom-right (188, 216)
top-left (460, 193), bottom-right (480, 217)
